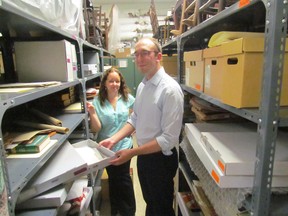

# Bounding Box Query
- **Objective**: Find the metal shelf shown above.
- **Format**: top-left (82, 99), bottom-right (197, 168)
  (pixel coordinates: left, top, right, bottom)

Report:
top-left (163, 1), bottom-right (288, 215)
top-left (16, 209), bottom-right (57, 216)
top-left (181, 84), bottom-right (260, 124)
top-left (182, 85), bottom-right (288, 127)
top-left (6, 113), bottom-right (86, 205)
top-left (162, 0), bottom-right (265, 54)
top-left (83, 73), bottom-right (102, 82)
top-left (0, 81), bottom-right (81, 111)
top-left (0, 1), bottom-right (77, 42)
top-left (0, 2), bottom-right (109, 214)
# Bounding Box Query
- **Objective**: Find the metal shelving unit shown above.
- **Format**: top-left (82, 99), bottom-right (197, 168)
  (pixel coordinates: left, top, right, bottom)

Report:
top-left (163, 0), bottom-right (288, 215)
top-left (0, 1), bottom-right (106, 215)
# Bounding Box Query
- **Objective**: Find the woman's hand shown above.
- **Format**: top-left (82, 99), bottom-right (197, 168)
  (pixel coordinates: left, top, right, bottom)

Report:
top-left (86, 101), bottom-right (95, 114)
top-left (99, 138), bottom-right (116, 150)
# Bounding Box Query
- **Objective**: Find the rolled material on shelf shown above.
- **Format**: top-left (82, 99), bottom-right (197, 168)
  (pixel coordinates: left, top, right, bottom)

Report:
top-left (15, 121), bottom-right (69, 134)
top-left (30, 108), bottom-right (62, 126)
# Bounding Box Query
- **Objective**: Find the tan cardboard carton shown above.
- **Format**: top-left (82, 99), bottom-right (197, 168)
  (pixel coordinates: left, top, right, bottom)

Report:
top-left (115, 48), bottom-right (132, 58)
top-left (184, 50), bottom-right (205, 92)
top-left (161, 55), bottom-right (178, 77)
top-left (203, 46), bottom-right (224, 99)
top-left (220, 37), bottom-right (288, 108)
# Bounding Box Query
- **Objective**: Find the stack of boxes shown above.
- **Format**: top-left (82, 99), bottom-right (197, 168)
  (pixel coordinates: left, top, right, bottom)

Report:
top-left (183, 33), bottom-right (288, 108)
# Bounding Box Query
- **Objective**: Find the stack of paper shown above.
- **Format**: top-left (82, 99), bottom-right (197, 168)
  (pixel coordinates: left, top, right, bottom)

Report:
top-left (185, 123), bottom-right (288, 188)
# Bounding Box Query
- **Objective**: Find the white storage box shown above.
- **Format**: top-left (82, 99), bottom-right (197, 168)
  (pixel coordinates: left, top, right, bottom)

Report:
top-left (17, 140), bottom-right (114, 203)
top-left (16, 185), bottom-right (68, 209)
top-left (185, 123), bottom-right (288, 188)
top-left (83, 64), bottom-right (98, 75)
top-left (14, 40), bottom-right (75, 82)
top-left (201, 131), bottom-right (288, 176)
top-left (83, 52), bottom-right (100, 75)
top-left (72, 139), bottom-right (116, 171)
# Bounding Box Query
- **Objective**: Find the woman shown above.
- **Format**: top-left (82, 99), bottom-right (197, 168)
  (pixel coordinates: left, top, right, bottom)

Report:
top-left (86, 67), bottom-right (136, 216)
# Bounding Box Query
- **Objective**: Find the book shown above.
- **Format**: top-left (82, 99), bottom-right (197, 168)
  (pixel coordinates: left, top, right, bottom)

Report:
top-left (7, 134), bottom-right (50, 154)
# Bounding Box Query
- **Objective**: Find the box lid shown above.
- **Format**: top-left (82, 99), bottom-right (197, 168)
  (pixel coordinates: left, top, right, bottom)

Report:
top-left (221, 37), bottom-right (265, 56)
top-left (203, 46), bottom-right (223, 58)
top-left (184, 50), bottom-right (203, 62)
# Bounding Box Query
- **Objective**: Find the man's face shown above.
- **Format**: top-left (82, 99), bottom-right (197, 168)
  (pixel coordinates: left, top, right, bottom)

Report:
top-left (134, 39), bottom-right (161, 78)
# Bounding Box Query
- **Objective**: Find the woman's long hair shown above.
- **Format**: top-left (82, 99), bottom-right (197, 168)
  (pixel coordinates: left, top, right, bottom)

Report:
top-left (98, 67), bottom-right (130, 106)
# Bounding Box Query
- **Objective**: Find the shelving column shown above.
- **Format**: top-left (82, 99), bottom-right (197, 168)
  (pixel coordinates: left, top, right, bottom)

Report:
top-left (251, 0), bottom-right (288, 215)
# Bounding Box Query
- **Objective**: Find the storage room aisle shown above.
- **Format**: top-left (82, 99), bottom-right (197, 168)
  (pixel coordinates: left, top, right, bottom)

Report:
top-left (99, 136), bottom-right (146, 216)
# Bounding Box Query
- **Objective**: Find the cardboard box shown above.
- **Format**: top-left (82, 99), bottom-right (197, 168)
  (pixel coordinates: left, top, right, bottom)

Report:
top-left (14, 40), bottom-right (75, 82)
top-left (203, 46), bottom-right (224, 99)
top-left (161, 55), bottom-right (178, 77)
top-left (207, 37), bottom-right (288, 108)
top-left (185, 123), bottom-right (288, 188)
top-left (184, 50), bottom-right (204, 91)
top-left (115, 47), bottom-right (132, 58)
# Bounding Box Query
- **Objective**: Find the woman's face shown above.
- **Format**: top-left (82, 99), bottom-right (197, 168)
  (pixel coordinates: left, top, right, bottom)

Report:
top-left (105, 71), bottom-right (121, 94)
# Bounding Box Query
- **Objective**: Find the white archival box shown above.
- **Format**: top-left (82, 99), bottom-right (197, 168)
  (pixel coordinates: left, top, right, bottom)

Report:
top-left (14, 40), bottom-right (75, 82)
top-left (185, 124), bottom-right (288, 188)
top-left (17, 140), bottom-right (114, 204)
top-left (200, 131), bottom-right (288, 176)
top-left (16, 185), bottom-right (68, 209)
top-left (71, 44), bottom-right (78, 80)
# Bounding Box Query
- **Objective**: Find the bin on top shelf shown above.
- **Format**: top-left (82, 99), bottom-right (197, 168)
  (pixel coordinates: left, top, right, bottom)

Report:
top-left (203, 36), bottom-right (288, 108)
top-left (203, 46), bottom-right (224, 99)
top-left (184, 50), bottom-right (205, 92)
top-left (220, 37), bottom-right (288, 108)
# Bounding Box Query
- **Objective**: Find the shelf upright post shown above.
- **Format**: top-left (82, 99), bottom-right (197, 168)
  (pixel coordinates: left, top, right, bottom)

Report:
top-left (176, 36), bottom-right (186, 84)
top-left (0, 108), bottom-right (10, 215)
top-left (251, 0), bottom-right (288, 215)
top-left (100, 48), bottom-right (104, 73)
top-left (78, 40), bottom-right (90, 139)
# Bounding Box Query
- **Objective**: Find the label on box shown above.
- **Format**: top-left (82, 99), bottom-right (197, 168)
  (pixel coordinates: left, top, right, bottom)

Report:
top-left (205, 65), bottom-right (211, 88)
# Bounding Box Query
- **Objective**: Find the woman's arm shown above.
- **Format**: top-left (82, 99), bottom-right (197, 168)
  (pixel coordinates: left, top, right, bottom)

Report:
top-left (86, 101), bottom-right (101, 133)
top-left (99, 123), bottom-right (135, 149)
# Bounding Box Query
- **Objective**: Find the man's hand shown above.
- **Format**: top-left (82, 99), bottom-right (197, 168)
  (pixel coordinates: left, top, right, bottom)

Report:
top-left (110, 149), bottom-right (134, 166)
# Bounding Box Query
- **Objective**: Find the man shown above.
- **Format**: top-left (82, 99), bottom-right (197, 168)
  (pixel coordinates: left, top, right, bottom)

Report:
top-left (99, 37), bottom-right (184, 216)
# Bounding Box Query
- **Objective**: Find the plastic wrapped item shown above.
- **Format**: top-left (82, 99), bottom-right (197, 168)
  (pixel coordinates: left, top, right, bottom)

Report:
top-left (3, 0), bottom-right (84, 38)
top-left (107, 4), bottom-right (121, 54)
